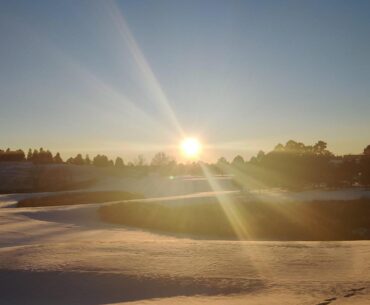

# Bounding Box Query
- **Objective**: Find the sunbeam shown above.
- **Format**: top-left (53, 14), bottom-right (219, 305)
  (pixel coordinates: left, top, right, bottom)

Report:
top-left (6, 15), bottom-right (180, 153)
top-left (105, 0), bottom-right (184, 138)
top-left (199, 162), bottom-right (250, 240)
top-left (214, 162), bottom-right (331, 235)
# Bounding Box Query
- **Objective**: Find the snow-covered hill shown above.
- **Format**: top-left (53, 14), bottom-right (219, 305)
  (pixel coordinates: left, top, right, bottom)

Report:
top-left (0, 190), bottom-right (370, 304)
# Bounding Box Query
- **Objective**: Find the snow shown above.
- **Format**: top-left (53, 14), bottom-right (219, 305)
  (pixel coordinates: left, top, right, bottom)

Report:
top-left (243, 187), bottom-right (370, 203)
top-left (1, 182), bottom-right (370, 304)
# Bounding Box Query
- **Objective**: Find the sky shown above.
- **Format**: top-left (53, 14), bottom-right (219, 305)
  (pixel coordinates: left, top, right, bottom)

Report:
top-left (0, 0), bottom-right (369, 162)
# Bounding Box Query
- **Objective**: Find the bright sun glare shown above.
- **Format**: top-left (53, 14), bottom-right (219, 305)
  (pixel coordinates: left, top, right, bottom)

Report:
top-left (181, 138), bottom-right (201, 158)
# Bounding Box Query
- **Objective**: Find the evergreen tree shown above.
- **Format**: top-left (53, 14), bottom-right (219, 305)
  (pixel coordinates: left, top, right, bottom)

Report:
top-left (73, 154), bottom-right (84, 165)
top-left (27, 149), bottom-right (33, 161)
top-left (53, 152), bottom-right (63, 164)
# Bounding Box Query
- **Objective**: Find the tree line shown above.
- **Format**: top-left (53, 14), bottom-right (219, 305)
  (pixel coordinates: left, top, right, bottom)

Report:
top-left (0, 148), bottom-right (176, 168)
top-left (1, 140), bottom-right (370, 187)
top-left (0, 148), bottom-right (62, 163)
top-left (218, 140), bottom-right (370, 188)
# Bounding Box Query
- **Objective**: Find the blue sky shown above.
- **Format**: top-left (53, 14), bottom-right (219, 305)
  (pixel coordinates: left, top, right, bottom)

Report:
top-left (0, 0), bottom-right (369, 162)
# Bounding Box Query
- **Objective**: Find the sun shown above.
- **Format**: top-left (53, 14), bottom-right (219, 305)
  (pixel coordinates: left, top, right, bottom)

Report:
top-left (180, 137), bottom-right (201, 158)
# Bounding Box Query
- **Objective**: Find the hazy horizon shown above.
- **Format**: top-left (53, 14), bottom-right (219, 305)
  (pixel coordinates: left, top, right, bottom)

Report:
top-left (1, 0), bottom-right (370, 162)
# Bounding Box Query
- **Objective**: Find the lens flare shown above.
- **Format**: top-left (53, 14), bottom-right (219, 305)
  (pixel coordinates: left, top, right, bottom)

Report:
top-left (181, 138), bottom-right (201, 158)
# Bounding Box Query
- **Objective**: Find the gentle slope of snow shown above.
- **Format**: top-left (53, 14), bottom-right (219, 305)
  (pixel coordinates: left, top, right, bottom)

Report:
top-left (1, 185), bottom-right (370, 304)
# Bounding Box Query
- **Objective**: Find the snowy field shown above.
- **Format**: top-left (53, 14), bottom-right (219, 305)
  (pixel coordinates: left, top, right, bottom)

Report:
top-left (1, 178), bottom-right (370, 304)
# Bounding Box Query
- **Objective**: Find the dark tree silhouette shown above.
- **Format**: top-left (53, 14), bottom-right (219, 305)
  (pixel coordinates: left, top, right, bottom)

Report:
top-left (0, 149), bottom-right (25, 162)
top-left (53, 152), bottom-right (63, 164)
top-left (256, 150), bottom-right (265, 161)
top-left (93, 154), bottom-right (111, 167)
top-left (244, 140), bottom-right (334, 189)
top-left (274, 143), bottom-right (284, 152)
top-left (151, 152), bottom-right (172, 167)
top-left (216, 157), bottom-right (228, 166)
top-left (360, 144), bottom-right (370, 185)
top-left (313, 140), bottom-right (330, 155)
top-left (115, 157), bottom-right (124, 168)
top-left (74, 154), bottom-right (84, 165)
top-left (364, 145), bottom-right (370, 156)
top-left (27, 149), bottom-right (33, 161)
top-left (32, 149), bottom-right (39, 162)
top-left (85, 155), bottom-right (91, 165)
top-left (0, 141), bottom-right (369, 187)
top-left (232, 155), bottom-right (245, 167)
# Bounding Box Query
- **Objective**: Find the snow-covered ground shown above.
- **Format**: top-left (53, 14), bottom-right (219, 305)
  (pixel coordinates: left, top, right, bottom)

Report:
top-left (1, 180), bottom-right (370, 304)
top-left (243, 187), bottom-right (370, 203)
top-left (87, 174), bottom-right (238, 197)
